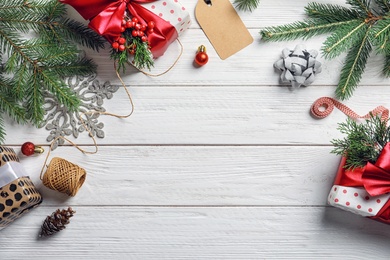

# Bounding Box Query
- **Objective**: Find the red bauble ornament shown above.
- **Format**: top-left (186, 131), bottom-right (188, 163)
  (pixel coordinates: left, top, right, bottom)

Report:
top-left (195, 45), bottom-right (208, 66)
top-left (21, 142), bottom-right (44, 156)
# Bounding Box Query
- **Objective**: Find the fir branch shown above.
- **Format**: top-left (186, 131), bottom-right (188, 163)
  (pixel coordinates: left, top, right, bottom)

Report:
top-left (132, 37), bottom-right (154, 71)
top-left (0, 0), bottom-right (104, 140)
top-left (336, 26), bottom-right (372, 100)
top-left (46, 57), bottom-right (97, 78)
top-left (331, 116), bottom-right (390, 169)
top-left (376, 0), bottom-right (390, 13)
top-left (25, 72), bottom-right (44, 124)
top-left (322, 20), bottom-right (367, 59)
top-left (54, 19), bottom-right (106, 52)
top-left (234, 0), bottom-right (261, 12)
top-left (260, 0), bottom-right (390, 99)
top-left (0, 88), bottom-right (26, 124)
top-left (38, 70), bottom-right (80, 113)
top-left (383, 53), bottom-right (390, 76)
top-left (306, 2), bottom-right (363, 22)
top-left (347, 0), bottom-right (371, 15)
top-left (261, 19), bottom-right (361, 41)
top-left (371, 17), bottom-right (390, 53)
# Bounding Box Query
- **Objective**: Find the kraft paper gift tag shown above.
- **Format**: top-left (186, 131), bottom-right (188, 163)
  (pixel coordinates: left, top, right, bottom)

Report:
top-left (195, 0), bottom-right (253, 59)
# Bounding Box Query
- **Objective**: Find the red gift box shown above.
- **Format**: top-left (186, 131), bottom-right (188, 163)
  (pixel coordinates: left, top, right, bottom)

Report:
top-left (60, 0), bottom-right (190, 58)
top-left (328, 143), bottom-right (390, 224)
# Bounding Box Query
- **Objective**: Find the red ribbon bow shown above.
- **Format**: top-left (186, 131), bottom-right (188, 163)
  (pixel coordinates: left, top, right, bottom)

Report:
top-left (334, 142), bottom-right (390, 224)
top-left (60, 0), bottom-right (178, 57)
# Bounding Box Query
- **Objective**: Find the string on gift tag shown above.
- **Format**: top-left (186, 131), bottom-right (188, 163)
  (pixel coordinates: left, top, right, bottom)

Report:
top-left (40, 37), bottom-right (185, 196)
top-left (39, 62), bottom-right (134, 197)
top-left (310, 97), bottom-right (389, 121)
top-left (128, 39), bottom-right (184, 77)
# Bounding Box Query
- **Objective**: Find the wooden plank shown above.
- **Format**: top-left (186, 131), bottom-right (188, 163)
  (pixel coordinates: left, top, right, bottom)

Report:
top-left (14, 146), bottom-right (339, 206)
top-left (5, 85), bottom-right (390, 145)
top-left (1, 206), bottom-right (389, 259)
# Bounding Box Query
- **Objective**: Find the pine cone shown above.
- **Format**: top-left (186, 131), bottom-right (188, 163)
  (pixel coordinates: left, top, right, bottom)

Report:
top-left (39, 207), bottom-right (75, 237)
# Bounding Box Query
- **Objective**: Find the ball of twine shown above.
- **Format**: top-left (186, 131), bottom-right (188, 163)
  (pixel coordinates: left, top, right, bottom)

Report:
top-left (41, 157), bottom-right (86, 197)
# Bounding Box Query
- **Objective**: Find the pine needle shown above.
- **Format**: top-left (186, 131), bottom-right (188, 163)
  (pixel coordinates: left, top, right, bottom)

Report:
top-left (260, 0), bottom-right (390, 100)
top-left (0, 0), bottom-right (106, 139)
top-left (234, 0), bottom-right (261, 12)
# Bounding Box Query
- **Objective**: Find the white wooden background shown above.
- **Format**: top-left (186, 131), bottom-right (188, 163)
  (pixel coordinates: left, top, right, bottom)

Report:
top-left (2, 0), bottom-right (390, 258)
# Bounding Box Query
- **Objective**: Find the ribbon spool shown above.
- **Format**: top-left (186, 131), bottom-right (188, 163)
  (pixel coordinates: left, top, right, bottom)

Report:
top-left (310, 97), bottom-right (389, 121)
top-left (41, 157), bottom-right (86, 197)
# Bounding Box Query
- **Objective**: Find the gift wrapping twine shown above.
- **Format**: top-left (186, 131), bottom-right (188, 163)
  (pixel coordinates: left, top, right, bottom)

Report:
top-left (41, 0), bottom-right (187, 196)
top-left (40, 65), bottom-right (134, 197)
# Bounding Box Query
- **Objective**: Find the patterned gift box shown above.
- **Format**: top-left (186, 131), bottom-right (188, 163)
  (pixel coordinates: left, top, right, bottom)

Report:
top-left (327, 144), bottom-right (390, 224)
top-left (142, 0), bottom-right (190, 37)
top-left (61, 0), bottom-right (190, 58)
top-left (0, 146), bottom-right (42, 230)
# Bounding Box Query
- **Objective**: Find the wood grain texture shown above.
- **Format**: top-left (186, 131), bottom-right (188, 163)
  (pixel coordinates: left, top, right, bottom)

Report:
top-left (2, 0), bottom-right (390, 258)
top-left (14, 146), bottom-right (337, 206)
top-left (1, 207), bottom-right (390, 259)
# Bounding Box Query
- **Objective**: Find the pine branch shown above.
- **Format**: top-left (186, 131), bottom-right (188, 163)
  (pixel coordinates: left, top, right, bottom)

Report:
top-left (261, 19), bottom-right (361, 41)
top-left (347, 0), bottom-right (371, 15)
top-left (371, 17), bottom-right (390, 53)
top-left (322, 20), bottom-right (367, 59)
top-left (336, 26), bottom-right (372, 100)
top-left (0, 0), bottom-right (104, 140)
top-left (234, 0), bottom-right (261, 12)
top-left (331, 116), bottom-right (389, 169)
top-left (54, 19), bottom-right (106, 52)
top-left (260, 0), bottom-right (390, 99)
top-left (305, 2), bottom-right (363, 22)
top-left (376, 0), bottom-right (390, 13)
top-left (383, 53), bottom-right (390, 76)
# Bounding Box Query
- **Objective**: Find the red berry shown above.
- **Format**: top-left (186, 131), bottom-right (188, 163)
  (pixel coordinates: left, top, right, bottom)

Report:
top-left (130, 49), bottom-right (135, 55)
top-left (122, 19), bottom-right (127, 26)
top-left (132, 17), bottom-right (138, 23)
top-left (118, 37), bottom-right (126, 44)
top-left (140, 24), bottom-right (146, 31)
top-left (120, 26), bottom-right (125, 32)
top-left (138, 31), bottom-right (144, 37)
top-left (141, 36), bottom-right (147, 42)
top-left (112, 42), bottom-right (119, 49)
top-left (135, 23), bottom-right (142, 31)
top-left (131, 30), bottom-right (138, 37)
top-left (126, 21), bottom-right (133, 28)
top-left (148, 28), bottom-right (154, 34)
top-left (147, 21), bottom-right (155, 29)
top-left (118, 45), bottom-right (126, 51)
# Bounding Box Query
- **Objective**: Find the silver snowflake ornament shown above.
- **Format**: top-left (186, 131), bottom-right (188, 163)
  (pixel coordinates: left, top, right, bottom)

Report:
top-left (39, 73), bottom-right (119, 150)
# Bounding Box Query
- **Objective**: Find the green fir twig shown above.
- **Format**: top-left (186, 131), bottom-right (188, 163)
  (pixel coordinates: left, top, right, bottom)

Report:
top-left (0, 0), bottom-right (105, 142)
top-left (234, 0), bottom-right (261, 12)
top-left (260, 0), bottom-right (390, 100)
top-left (331, 116), bottom-right (390, 169)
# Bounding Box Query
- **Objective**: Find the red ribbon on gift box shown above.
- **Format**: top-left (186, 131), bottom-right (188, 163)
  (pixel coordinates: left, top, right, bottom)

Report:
top-left (335, 143), bottom-right (390, 224)
top-left (60, 0), bottom-right (178, 58)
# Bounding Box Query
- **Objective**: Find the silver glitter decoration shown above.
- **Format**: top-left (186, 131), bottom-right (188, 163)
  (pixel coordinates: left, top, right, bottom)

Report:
top-left (39, 73), bottom-right (119, 150)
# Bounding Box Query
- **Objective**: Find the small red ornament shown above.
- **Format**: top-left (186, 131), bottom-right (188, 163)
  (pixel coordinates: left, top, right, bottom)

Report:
top-left (195, 45), bottom-right (208, 66)
top-left (21, 142), bottom-right (44, 156)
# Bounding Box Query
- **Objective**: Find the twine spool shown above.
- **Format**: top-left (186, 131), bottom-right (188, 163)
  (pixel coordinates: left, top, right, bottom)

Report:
top-left (41, 157), bottom-right (86, 197)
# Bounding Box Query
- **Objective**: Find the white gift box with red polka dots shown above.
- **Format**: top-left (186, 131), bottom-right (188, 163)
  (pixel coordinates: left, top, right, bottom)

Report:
top-left (328, 185), bottom-right (390, 217)
top-left (141, 0), bottom-right (191, 36)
